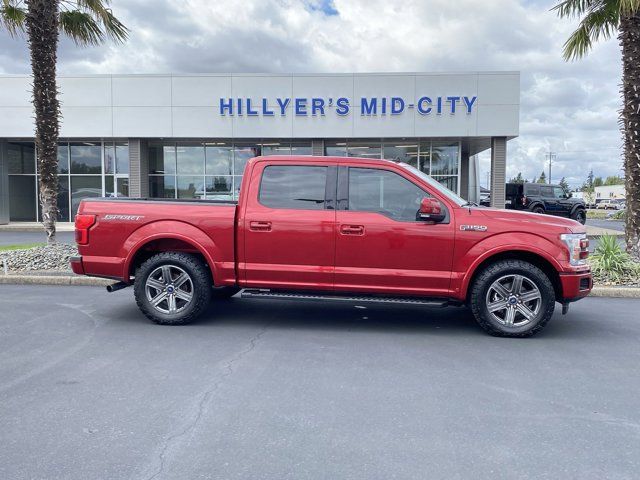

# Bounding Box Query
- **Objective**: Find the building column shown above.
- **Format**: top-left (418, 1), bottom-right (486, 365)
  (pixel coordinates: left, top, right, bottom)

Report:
top-left (490, 137), bottom-right (507, 209)
top-left (459, 151), bottom-right (469, 200)
top-left (311, 139), bottom-right (324, 156)
top-left (0, 141), bottom-right (9, 224)
top-left (128, 139), bottom-right (149, 198)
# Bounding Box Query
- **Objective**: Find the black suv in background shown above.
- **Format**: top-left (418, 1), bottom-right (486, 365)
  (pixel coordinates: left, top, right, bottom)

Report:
top-left (503, 183), bottom-right (586, 224)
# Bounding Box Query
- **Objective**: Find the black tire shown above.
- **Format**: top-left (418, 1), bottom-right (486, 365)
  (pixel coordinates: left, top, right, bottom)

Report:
top-left (469, 259), bottom-right (555, 337)
top-left (571, 208), bottom-right (586, 225)
top-left (532, 205), bottom-right (545, 215)
top-left (134, 252), bottom-right (212, 325)
top-left (211, 286), bottom-right (240, 300)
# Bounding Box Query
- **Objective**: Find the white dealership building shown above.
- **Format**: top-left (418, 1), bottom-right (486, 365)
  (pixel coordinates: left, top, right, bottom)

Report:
top-left (0, 72), bottom-right (519, 223)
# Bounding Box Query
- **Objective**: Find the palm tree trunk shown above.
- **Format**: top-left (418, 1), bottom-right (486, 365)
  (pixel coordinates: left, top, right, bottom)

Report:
top-left (620, 12), bottom-right (640, 259)
top-left (25, 0), bottom-right (60, 244)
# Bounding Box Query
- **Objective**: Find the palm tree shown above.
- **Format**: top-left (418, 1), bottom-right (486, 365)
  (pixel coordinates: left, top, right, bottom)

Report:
top-left (554, 0), bottom-right (640, 257)
top-left (0, 0), bottom-right (127, 243)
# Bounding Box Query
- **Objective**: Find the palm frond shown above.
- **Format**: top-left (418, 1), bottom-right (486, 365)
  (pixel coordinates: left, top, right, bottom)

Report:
top-left (552, 0), bottom-right (605, 18)
top-left (618, 0), bottom-right (640, 16)
top-left (59, 10), bottom-right (104, 45)
top-left (561, 2), bottom-right (619, 60)
top-left (0, 2), bottom-right (26, 36)
top-left (59, 0), bottom-right (128, 44)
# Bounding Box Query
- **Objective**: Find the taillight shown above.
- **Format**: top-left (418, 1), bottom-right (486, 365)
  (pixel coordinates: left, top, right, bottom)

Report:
top-left (75, 214), bottom-right (96, 245)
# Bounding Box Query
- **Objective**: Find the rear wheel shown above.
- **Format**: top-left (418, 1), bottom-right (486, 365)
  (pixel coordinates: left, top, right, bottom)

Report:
top-left (134, 252), bottom-right (212, 325)
top-left (532, 205), bottom-right (545, 215)
top-left (571, 208), bottom-right (586, 224)
top-left (469, 259), bottom-right (555, 337)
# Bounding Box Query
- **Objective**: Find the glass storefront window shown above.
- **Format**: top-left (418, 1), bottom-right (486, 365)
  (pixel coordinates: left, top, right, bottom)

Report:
top-left (104, 142), bottom-right (129, 175)
top-left (71, 176), bottom-right (101, 220)
top-left (205, 144), bottom-right (233, 175)
top-left (57, 176), bottom-right (70, 221)
top-left (383, 143), bottom-right (419, 168)
top-left (205, 176), bottom-right (233, 199)
top-left (105, 176), bottom-right (129, 197)
top-left (177, 176), bottom-right (205, 199)
top-left (57, 144), bottom-right (69, 174)
top-left (418, 142), bottom-right (431, 174)
top-left (149, 144), bottom-right (176, 175)
top-left (262, 142), bottom-right (289, 156)
top-left (70, 142), bottom-right (102, 174)
top-left (177, 144), bottom-right (205, 175)
top-left (233, 176), bottom-right (244, 199)
top-left (233, 145), bottom-right (260, 176)
top-left (8, 142), bottom-right (36, 174)
top-left (433, 176), bottom-right (458, 193)
top-left (324, 142), bottom-right (347, 156)
top-left (431, 142), bottom-right (459, 176)
top-left (291, 142), bottom-right (312, 155)
top-left (149, 176), bottom-right (176, 198)
top-left (8, 175), bottom-right (37, 221)
top-left (347, 143), bottom-right (382, 158)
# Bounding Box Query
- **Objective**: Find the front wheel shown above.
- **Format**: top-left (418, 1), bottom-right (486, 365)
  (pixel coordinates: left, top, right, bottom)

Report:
top-left (571, 208), bottom-right (586, 225)
top-left (469, 260), bottom-right (556, 337)
top-left (134, 252), bottom-right (212, 325)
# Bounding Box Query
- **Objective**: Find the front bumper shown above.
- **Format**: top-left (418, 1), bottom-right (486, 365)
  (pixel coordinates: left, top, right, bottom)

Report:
top-left (559, 271), bottom-right (592, 302)
top-left (69, 256), bottom-right (85, 275)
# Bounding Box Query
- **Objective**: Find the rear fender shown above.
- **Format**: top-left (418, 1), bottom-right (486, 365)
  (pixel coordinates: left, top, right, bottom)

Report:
top-left (122, 221), bottom-right (223, 283)
top-left (455, 232), bottom-right (564, 300)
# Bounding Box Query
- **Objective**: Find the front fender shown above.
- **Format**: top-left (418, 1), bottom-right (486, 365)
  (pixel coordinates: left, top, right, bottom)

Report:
top-left (121, 220), bottom-right (224, 283)
top-left (454, 232), bottom-right (565, 301)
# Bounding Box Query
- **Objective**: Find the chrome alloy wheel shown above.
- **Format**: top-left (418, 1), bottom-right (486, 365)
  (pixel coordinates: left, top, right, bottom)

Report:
top-left (485, 274), bottom-right (542, 327)
top-left (145, 265), bottom-right (194, 314)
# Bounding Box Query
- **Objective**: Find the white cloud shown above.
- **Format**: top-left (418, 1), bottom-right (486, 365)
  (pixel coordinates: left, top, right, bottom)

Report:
top-left (0, 0), bottom-right (625, 188)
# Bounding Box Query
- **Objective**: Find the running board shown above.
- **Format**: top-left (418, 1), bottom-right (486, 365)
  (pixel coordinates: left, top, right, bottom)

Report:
top-left (241, 289), bottom-right (449, 307)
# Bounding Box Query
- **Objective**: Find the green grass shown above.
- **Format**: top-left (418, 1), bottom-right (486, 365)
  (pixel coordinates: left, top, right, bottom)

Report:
top-left (0, 243), bottom-right (45, 252)
top-left (586, 209), bottom-right (608, 219)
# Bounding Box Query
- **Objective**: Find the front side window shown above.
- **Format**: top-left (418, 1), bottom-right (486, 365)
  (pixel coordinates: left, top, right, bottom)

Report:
top-left (259, 165), bottom-right (327, 210)
top-left (348, 168), bottom-right (428, 221)
top-left (553, 186), bottom-right (565, 199)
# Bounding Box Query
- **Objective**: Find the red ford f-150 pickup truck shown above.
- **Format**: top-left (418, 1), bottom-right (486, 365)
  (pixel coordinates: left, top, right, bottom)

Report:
top-left (71, 156), bottom-right (592, 337)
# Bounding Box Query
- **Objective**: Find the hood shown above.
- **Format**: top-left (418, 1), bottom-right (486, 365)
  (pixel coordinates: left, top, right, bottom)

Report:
top-left (477, 207), bottom-right (586, 233)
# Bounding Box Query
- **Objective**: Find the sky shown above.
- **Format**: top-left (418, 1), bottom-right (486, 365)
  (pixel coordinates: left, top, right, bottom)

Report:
top-left (0, 0), bottom-right (623, 189)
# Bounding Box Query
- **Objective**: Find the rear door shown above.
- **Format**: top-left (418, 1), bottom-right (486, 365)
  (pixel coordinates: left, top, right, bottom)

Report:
top-left (334, 164), bottom-right (455, 297)
top-left (239, 161), bottom-right (337, 290)
top-left (540, 185), bottom-right (558, 213)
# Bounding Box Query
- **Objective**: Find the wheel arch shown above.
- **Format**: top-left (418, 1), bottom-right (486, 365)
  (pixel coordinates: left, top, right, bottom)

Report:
top-left (462, 249), bottom-right (563, 304)
top-left (122, 221), bottom-right (223, 284)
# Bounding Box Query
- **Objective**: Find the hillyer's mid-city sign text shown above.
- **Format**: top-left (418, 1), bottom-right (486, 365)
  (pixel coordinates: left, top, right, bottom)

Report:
top-left (218, 96), bottom-right (478, 117)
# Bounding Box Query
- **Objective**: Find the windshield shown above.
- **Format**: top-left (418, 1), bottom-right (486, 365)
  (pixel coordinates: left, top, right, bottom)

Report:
top-left (397, 162), bottom-right (467, 206)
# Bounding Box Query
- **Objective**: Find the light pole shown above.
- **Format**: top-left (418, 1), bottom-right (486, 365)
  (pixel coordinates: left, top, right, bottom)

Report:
top-left (546, 152), bottom-right (556, 184)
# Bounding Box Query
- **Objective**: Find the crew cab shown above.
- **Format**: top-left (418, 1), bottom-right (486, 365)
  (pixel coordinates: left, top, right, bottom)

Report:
top-left (71, 156), bottom-right (592, 337)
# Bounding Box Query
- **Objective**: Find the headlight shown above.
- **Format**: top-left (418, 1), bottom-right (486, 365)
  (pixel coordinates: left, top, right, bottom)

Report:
top-left (560, 233), bottom-right (589, 266)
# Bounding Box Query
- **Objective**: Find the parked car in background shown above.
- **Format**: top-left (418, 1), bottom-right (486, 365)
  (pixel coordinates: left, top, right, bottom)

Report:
top-left (71, 156), bottom-right (592, 338)
top-left (504, 183), bottom-right (587, 224)
top-left (596, 199), bottom-right (622, 210)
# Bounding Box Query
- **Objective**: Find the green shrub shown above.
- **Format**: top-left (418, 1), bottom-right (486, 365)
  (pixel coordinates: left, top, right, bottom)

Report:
top-left (589, 234), bottom-right (640, 285)
top-left (609, 209), bottom-right (626, 221)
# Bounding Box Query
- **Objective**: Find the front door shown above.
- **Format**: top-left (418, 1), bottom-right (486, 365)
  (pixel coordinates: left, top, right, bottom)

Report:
top-left (240, 162), bottom-right (337, 290)
top-left (334, 166), bottom-right (455, 297)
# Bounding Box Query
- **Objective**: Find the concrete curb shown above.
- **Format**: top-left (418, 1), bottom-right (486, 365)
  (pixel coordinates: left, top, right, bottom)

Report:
top-left (0, 275), bottom-right (113, 287)
top-left (1, 275), bottom-right (639, 299)
top-left (590, 286), bottom-right (640, 298)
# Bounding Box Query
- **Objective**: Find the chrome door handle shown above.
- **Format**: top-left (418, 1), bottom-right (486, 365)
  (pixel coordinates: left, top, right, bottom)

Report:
top-left (340, 224), bottom-right (365, 235)
top-left (250, 221), bottom-right (272, 232)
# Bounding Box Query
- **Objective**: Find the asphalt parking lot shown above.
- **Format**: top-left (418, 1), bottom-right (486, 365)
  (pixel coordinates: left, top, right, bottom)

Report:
top-left (0, 285), bottom-right (638, 480)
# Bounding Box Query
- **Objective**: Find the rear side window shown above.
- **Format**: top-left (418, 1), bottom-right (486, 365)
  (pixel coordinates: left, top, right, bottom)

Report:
top-left (525, 184), bottom-right (540, 196)
top-left (348, 167), bottom-right (428, 221)
top-left (259, 165), bottom-right (327, 210)
top-left (540, 186), bottom-right (554, 197)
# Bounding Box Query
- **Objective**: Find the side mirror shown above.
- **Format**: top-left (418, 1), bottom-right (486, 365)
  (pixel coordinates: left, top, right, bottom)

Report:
top-left (418, 197), bottom-right (446, 223)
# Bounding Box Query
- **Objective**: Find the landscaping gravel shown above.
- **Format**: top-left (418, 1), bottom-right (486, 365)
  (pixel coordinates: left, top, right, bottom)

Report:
top-left (0, 244), bottom-right (77, 273)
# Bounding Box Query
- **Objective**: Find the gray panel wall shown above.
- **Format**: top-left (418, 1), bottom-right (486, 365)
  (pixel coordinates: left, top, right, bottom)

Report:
top-left (0, 141), bottom-right (8, 224)
top-left (311, 140), bottom-right (324, 156)
top-left (128, 139), bottom-right (149, 198)
top-left (0, 73), bottom-right (520, 139)
top-left (490, 137), bottom-right (507, 209)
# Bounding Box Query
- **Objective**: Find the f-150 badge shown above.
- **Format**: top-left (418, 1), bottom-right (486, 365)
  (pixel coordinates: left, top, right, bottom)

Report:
top-left (460, 225), bottom-right (488, 232)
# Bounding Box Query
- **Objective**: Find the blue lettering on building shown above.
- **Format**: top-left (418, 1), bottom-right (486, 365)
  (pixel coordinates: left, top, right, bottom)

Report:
top-left (218, 95), bottom-right (478, 116)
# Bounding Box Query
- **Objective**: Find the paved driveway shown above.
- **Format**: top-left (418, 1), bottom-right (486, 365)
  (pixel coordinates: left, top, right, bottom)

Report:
top-left (0, 230), bottom-right (75, 246)
top-left (0, 286), bottom-right (638, 480)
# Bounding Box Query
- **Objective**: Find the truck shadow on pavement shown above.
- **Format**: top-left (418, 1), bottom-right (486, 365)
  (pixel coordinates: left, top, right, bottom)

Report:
top-left (107, 294), bottom-right (589, 339)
